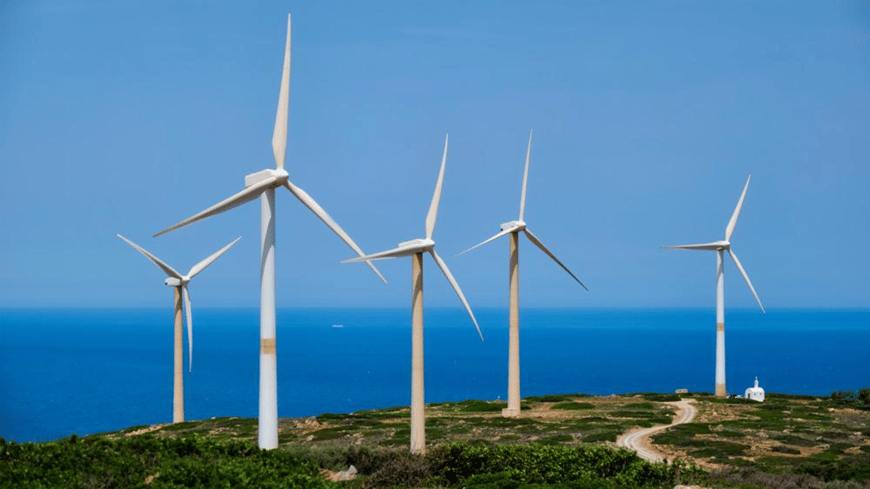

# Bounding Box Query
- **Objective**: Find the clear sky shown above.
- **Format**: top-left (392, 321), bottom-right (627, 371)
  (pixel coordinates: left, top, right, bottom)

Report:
top-left (1, 1), bottom-right (867, 309)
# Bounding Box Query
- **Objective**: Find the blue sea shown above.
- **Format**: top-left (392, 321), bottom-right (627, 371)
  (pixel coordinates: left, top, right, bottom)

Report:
top-left (1, 307), bottom-right (867, 443)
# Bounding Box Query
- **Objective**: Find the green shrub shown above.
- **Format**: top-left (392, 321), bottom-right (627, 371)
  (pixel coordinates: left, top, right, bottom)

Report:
top-left (832, 390), bottom-right (859, 405)
top-left (457, 400), bottom-right (506, 413)
top-left (819, 481), bottom-right (869, 489)
top-left (428, 441), bottom-right (703, 488)
top-left (689, 440), bottom-right (749, 458)
top-left (767, 392), bottom-right (820, 401)
top-left (771, 445), bottom-right (802, 455)
top-left (310, 426), bottom-right (351, 441)
top-left (358, 451), bottom-right (433, 488)
top-left (0, 435), bottom-right (331, 488)
top-left (623, 402), bottom-right (655, 410)
top-left (649, 423), bottom-right (711, 447)
top-left (771, 433), bottom-right (818, 447)
top-left (796, 455), bottom-right (870, 482)
top-left (709, 467), bottom-right (823, 488)
top-left (582, 431), bottom-right (620, 443)
top-left (538, 435), bottom-right (574, 445)
top-left (551, 402), bottom-right (595, 411)
top-left (639, 394), bottom-right (682, 402)
top-left (525, 394), bottom-right (587, 403)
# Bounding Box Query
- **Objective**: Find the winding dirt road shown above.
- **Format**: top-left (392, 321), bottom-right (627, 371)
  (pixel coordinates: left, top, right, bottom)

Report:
top-left (616, 399), bottom-right (696, 463)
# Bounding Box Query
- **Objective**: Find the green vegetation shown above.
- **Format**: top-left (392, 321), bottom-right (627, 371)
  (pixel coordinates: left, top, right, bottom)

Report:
top-left (538, 434), bottom-right (575, 445)
top-left (0, 435), bottom-right (330, 488)
top-left (831, 388), bottom-right (870, 408)
top-left (425, 442), bottom-right (703, 488)
top-left (454, 400), bottom-right (505, 413)
top-left (525, 394), bottom-right (588, 402)
top-left (551, 401), bottom-right (595, 411)
top-left (581, 429), bottom-right (623, 443)
top-left (708, 467), bottom-right (870, 489)
top-left (650, 392), bottom-right (870, 488)
top-left (627, 393), bottom-right (684, 402)
top-left (1, 437), bottom-right (702, 489)
top-left (5, 391), bottom-right (869, 488)
top-left (770, 445), bottom-right (801, 455)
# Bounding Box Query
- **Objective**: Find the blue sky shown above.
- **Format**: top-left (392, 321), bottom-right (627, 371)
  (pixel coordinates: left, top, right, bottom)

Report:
top-left (1, 1), bottom-right (867, 309)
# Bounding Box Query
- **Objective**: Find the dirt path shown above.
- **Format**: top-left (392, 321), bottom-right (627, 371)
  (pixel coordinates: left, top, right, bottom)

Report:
top-left (616, 399), bottom-right (696, 463)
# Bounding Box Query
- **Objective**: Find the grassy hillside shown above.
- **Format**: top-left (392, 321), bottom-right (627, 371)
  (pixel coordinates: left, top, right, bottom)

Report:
top-left (2, 392), bottom-right (868, 488)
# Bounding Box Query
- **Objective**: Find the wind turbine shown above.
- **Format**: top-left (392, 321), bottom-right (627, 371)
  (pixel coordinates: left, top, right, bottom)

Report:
top-left (343, 134), bottom-right (483, 454)
top-left (117, 234), bottom-right (239, 423)
top-left (153, 14), bottom-right (386, 450)
top-left (457, 130), bottom-right (587, 417)
top-left (663, 175), bottom-right (765, 398)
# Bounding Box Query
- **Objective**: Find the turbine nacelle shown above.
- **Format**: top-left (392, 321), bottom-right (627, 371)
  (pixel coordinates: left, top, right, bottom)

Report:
top-left (245, 168), bottom-right (289, 188)
top-left (399, 238), bottom-right (435, 252)
top-left (165, 276), bottom-right (191, 287)
top-left (500, 220), bottom-right (526, 232)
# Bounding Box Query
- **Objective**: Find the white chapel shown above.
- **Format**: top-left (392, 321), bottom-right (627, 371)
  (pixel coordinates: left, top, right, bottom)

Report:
top-left (745, 377), bottom-right (765, 402)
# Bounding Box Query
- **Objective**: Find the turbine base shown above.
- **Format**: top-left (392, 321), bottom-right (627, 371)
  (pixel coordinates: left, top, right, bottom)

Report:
top-left (715, 383), bottom-right (728, 398)
top-left (501, 408), bottom-right (520, 418)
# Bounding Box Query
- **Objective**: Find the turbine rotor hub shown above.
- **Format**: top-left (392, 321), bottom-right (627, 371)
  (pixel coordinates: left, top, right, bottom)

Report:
top-left (272, 168), bottom-right (289, 185)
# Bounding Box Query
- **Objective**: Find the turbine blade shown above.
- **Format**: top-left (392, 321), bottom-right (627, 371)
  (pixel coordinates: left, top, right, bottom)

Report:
top-left (188, 237), bottom-right (241, 279)
top-left (727, 248), bottom-right (765, 313)
top-left (341, 244), bottom-right (422, 263)
top-left (725, 175), bottom-right (751, 241)
top-left (425, 134), bottom-right (448, 239)
top-left (272, 13), bottom-right (291, 170)
top-left (183, 285), bottom-right (193, 371)
top-left (523, 228), bottom-right (588, 290)
top-left (116, 234), bottom-right (182, 279)
top-left (519, 129), bottom-right (532, 221)
top-left (284, 182), bottom-right (387, 284)
top-left (456, 226), bottom-right (518, 257)
top-left (661, 242), bottom-right (724, 251)
top-left (154, 177), bottom-right (276, 237)
top-left (429, 250), bottom-right (484, 341)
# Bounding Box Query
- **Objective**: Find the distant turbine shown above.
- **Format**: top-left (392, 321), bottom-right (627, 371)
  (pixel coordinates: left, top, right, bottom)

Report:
top-left (458, 130), bottom-right (587, 417)
top-left (343, 135), bottom-right (483, 454)
top-left (663, 175), bottom-right (765, 398)
top-left (154, 14), bottom-right (386, 449)
top-left (117, 234), bottom-right (239, 423)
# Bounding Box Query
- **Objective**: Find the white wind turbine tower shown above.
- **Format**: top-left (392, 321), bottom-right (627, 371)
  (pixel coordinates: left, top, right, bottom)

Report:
top-left (117, 234), bottom-right (240, 423)
top-left (343, 134), bottom-right (484, 454)
top-left (458, 130), bottom-right (587, 417)
top-left (154, 14), bottom-right (386, 450)
top-left (663, 175), bottom-right (765, 398)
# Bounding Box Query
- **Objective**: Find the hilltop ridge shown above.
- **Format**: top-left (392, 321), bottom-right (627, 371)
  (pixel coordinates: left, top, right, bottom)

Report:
top-left (3, 392), bottom-right (869, 488)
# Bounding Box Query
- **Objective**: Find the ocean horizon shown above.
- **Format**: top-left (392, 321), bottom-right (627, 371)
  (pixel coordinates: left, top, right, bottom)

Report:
top-left (1, 307), bottom-right (867, 443)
